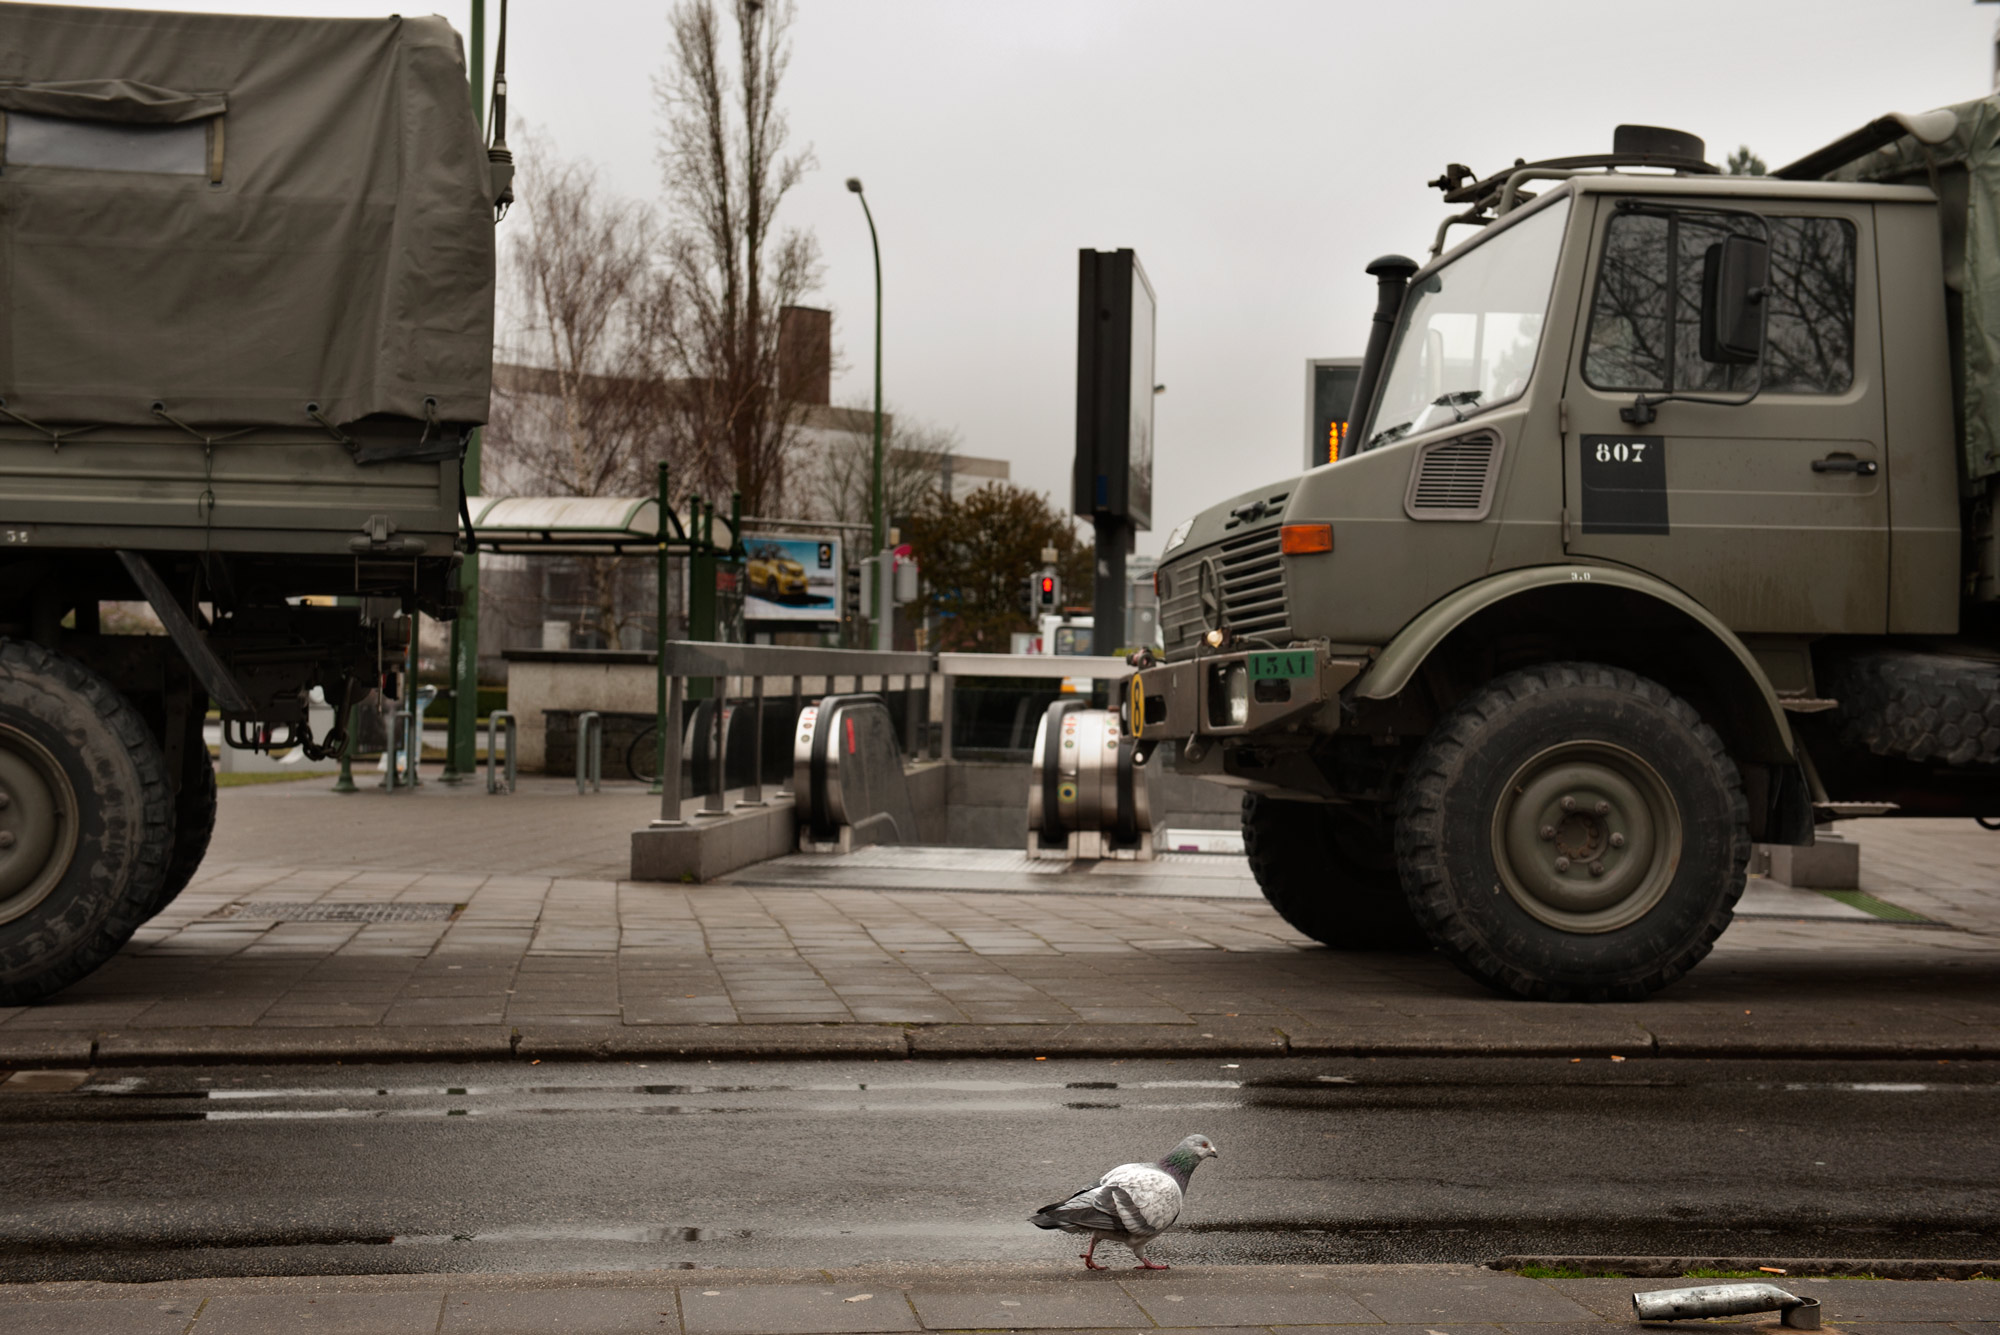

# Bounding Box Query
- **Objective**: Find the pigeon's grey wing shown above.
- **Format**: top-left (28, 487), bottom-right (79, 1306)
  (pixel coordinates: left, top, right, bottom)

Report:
top-left (1029, 1182), bottom-right (1127, 1234)
top-left (1100, 1164), bottom-right (1184, 1235)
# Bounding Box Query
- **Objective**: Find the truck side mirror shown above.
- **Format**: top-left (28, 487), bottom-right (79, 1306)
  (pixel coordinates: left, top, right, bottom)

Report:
top-left (1700, 233), bottom-right (1769, 366)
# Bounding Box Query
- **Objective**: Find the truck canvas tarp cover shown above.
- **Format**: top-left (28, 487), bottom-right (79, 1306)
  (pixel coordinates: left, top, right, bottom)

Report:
top-left (0, 3), bottom-right (494, 439)
top-left (1824, 93), bottom-right (2000, 482)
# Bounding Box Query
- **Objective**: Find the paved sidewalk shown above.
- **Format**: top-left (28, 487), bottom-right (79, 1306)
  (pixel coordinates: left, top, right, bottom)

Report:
top-left (0, 1262), bottom-right (1994, 1335)
top-left (1, 777), bottom-right (1997, 1065)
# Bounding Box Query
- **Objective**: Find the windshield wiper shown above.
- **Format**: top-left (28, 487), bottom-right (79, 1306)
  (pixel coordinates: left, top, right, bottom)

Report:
top-left (1367, 421), bottom-right (1416, 450)
top-left (1436, 389), bottom-right (1482, 422)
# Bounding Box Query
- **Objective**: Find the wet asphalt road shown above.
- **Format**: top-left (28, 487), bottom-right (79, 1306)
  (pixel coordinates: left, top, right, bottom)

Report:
top-left (0, 1055), bottom-right (1994, 1283)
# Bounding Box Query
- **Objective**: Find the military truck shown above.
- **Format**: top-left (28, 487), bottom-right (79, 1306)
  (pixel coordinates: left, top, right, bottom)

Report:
top-left (1132, 110), bottom-right (2000, 1000)
top-left (0, 5), bottom-right (507, 1002)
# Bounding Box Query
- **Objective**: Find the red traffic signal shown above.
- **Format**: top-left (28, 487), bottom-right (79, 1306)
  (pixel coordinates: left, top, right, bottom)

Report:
top-left (1038, 576), bottom-right (1055, 597)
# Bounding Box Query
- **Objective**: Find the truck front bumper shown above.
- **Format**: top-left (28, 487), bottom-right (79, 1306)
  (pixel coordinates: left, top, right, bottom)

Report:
top-left (1129, 646), bottom-right (1366, 742)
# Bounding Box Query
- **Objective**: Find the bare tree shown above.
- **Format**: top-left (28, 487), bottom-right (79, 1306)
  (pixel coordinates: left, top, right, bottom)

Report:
top-left (488, 138), bottom-right (669, 645)
top-left (816, 406), bottom-right (959, 530)
top-left (655, 0), bottom-right (821, 516)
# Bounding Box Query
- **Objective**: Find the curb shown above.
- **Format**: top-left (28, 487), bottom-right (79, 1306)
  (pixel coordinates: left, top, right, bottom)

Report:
top-left (1490, 1256), bottom-right (1999, 1282)
top-left (2, 1024), bottom-right (1997, 1068)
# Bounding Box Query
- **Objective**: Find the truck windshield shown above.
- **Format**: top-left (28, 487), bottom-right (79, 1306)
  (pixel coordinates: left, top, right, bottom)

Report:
top-left (1363, 197), bottom-right (1571, 450)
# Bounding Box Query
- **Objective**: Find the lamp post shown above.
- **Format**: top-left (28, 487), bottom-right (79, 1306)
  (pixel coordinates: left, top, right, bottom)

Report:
top-left (846, 177), bottom-right (886, 651)
top-left (442, 0), bottom-right (488, 783)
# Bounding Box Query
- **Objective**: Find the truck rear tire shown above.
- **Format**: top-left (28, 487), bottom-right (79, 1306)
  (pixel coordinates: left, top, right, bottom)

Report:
top-left (1819, 648), bottom-right (2000, 767)
top-left (146, 747), bottom-right (217, 918)
top-left (1395, 662), bottom-right (1749, 1001)
top-left (0, 640), bottom-right (174, 1005)
top-left (1242, 793), bottom-right (1429, 950)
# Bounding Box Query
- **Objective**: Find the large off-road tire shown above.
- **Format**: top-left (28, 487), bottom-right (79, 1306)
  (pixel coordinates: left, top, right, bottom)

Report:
top-left (1819, 648), bottom-right (2000, 767)
top-left (145, 746), bottom-right (217, 918)
top-left (1394, 662), bottom-right (1749, 1001)
top-left (0, 639), bottom-right (173, 1005)
top-left (1242, 793), bottom-right (1429, 950)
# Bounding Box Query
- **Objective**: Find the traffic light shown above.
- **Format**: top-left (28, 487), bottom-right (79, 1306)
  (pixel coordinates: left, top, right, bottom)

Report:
top-left (1035, 568), bottom-right (1059, 613)
top-left (1018, 576), bottom-right (1036, 619)
top-left (842, 563), bottom-right (861, 619)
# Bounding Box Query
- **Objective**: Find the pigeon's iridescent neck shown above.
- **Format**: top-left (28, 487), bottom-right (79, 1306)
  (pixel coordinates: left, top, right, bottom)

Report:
top-left (1157, 1148), bottom-right (1200, 1186)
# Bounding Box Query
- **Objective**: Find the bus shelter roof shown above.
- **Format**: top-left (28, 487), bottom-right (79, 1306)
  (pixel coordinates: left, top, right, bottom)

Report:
top-left (466, 495), bottom-right (668, 555)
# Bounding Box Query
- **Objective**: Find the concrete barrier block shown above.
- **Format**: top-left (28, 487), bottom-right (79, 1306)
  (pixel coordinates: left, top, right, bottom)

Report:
top-left (1763, 833), bottom-right (1860, 889)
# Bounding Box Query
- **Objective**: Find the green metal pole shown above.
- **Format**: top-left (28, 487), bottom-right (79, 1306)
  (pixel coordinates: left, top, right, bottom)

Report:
top-left (442, 0), bottom-right (487, 784)
top-left (846, 179), bottom-right (884, 650)
top-left (652, 462), bottom-right (668, 796)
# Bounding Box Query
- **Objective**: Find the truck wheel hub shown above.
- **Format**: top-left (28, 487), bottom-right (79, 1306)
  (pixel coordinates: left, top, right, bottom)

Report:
top-left (1492, 741), bottom-right (1680, 934)
top-left (0, 725), bottom-right (79, 924)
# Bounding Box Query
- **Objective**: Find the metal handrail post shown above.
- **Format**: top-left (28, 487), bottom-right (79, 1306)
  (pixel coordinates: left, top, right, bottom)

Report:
top-left (940, 671), bottom-right (954, 762)
top-left (576, 710), bottom-right (602, 794)
top-left (901, 674), bottom-right (918, 759)
top-left (740, 675), bottom-right (767, 806)
top-left (650, 671), bottom-right (685, 827)
top-left (699, 677), bottom-right (728, 815)
top-left (486, 710), bottom-right (517, 794)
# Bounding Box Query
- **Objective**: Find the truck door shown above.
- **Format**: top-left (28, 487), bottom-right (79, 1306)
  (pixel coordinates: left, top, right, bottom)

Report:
top-left (1561, 198), bottom-right (1886, 633)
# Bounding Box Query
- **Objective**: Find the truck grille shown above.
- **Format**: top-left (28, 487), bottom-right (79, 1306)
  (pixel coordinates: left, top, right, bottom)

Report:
top-left (1159, 528), bottom-right (1292, 654)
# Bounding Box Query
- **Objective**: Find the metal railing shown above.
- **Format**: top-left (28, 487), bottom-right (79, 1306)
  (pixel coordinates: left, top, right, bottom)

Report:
top-left (486, 710), bottom-right (517, 794)
top-left (575, 710), bottom-right (603, 794)
top-left (934, 652), bottom-right (1133, 762)
top-left (651, 642), bottom-right (933, 828)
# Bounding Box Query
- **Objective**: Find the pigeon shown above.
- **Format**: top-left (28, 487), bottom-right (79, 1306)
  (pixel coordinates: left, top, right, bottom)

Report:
top-left (1029, 1133), bottom-right (1219, 1270)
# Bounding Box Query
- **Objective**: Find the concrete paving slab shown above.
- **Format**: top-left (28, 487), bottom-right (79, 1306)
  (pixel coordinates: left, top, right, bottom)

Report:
top-left (0, 1296), bottom-right (204, 1334)
top-left (92, 1025), bottom-right (514, 1064)
top-left (907, 1023), bottom-right (1285, 1058)
top-left (1805, 1284), bottom-right (2000, 1322)
top-left (906, 1280), bottom-right (1151, 1330)
top-left (1118, 1272), bottom-right (1379, 1325)
top-left (1345, 1270), bottom-right (1599, 1324)
top-left (678, 1284), bottom-right (920, 1334)
top-left (439, 1286), bottom-right (682, 1333)
top-left (194, 1290), bottom-right (447, 1334)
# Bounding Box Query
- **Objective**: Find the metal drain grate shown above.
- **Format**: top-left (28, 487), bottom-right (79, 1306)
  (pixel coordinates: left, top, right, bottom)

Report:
top-left (207, 901), bottom-right (464, 923)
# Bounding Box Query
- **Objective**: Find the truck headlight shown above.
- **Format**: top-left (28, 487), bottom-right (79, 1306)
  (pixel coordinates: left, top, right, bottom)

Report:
top-left (1209, 662), bottom-right (1249, 727)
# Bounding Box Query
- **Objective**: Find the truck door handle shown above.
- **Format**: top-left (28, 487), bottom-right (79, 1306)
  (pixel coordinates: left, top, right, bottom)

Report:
top-left (1811, 455), bottom-right (1878, 476)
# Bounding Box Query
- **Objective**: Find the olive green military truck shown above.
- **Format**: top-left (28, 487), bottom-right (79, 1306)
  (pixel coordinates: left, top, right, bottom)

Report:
top-left (0, 5), bottom-right (507, 1003)
top-left (1132, 111), bottom-right (2000, 1001)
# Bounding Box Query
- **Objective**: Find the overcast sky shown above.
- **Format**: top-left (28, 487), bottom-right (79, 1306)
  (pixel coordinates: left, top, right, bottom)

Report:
top-left (59, 0), bottom-right (2000, 553)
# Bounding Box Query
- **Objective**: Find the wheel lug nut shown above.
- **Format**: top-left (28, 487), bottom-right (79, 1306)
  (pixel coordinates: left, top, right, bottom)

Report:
top-left (1609, 833), bottom-right (1626, 849)
top-left (1594, 801), bottom-right (1610, 815)
top-left (0, 831), bottom-right (14, 849)
top-left (0, 792), bottom-right (11, 809)
top-left (1560, 797), bottom-right (1576, 812)
top-left (1553, 856), bottom-right (1571, 872)
top-left (1589, 860), bottom-right (1605, 877)
top-left (1540, 825), bottom-right (1556, 841)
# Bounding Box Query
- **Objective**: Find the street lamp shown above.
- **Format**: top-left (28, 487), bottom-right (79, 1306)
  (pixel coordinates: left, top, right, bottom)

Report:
top-left (846, 176), bottom-right (886, 650)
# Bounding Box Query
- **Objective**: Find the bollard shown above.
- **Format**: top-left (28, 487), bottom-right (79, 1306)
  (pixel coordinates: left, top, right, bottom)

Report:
top-left (575, 710), bottom-right (602, 794)
top-left (1633, 1284), bottom-right (1820, 1330)
top-left (486, 710), bottom-right (517, 794)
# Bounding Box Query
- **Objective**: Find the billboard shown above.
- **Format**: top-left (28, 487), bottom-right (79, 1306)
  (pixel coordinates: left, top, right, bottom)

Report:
top-left (1074, 248), bottom-right (1156, 531)
top-left (1305, 357), bottom-right (1363, 469)
top-left (742, 533), bottom-right (842, 624)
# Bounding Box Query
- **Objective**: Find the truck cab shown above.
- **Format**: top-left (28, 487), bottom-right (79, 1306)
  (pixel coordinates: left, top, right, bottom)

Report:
top-left (1135, 117), bottom-right (1994, 1001)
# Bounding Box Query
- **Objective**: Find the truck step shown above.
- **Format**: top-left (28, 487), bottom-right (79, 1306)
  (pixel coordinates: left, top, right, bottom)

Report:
top-left (1778, 696), bottom-right (1840, 713)
top-left (1814, 800), bottom-right (1900, 817)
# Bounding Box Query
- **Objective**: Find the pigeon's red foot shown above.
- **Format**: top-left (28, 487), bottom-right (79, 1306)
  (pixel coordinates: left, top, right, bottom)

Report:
top-left (1081, 1255), bottom-right (1108, 1270)
top-left (1134, 1260), bottom-right (1170, 1270)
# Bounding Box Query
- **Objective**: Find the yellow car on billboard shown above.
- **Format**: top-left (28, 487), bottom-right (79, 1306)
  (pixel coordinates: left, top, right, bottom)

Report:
top-left (748, 544), bottom-right (810, 600)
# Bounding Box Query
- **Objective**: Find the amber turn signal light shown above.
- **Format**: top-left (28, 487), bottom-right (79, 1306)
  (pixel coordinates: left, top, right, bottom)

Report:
top-left (1279, 523), bottom-right (1333, 555)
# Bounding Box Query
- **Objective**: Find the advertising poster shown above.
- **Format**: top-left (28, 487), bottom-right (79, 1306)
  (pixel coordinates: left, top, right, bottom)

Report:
top-left (742, 533), bottom-right (841, 623)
